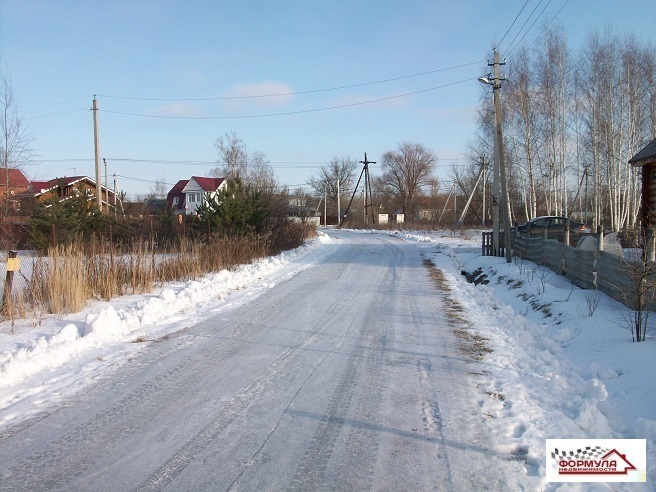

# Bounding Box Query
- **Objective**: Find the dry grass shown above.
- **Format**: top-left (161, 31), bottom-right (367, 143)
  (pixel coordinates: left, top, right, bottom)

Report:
top-left (3, 222), bottom-right (315, 320)
top-left (422, 255), bottom-right (493, 362)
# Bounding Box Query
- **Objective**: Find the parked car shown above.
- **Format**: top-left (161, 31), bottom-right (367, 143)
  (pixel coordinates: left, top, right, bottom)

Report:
top-left (515, 216), bottom-right (586, 234)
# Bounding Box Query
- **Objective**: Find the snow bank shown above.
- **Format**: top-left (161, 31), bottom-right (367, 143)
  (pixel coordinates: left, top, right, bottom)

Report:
top-left (0, 234), bottom-right (333, 392)
top-left (405, 231), bottom-right (655, 488)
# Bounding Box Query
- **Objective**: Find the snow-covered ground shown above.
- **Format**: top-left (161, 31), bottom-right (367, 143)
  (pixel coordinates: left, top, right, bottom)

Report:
top-left (1, 229), bottom-right (654, 489)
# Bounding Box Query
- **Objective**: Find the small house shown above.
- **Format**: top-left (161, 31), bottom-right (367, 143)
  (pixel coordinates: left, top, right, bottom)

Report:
top-left (629, 137), bottom-right (656, 228)
top-left (23, 176), bottom-right (119, 214)
top-left (167, 176), bottom-right (227, 215)
top-left (1, 168), bottom-right (31, 212)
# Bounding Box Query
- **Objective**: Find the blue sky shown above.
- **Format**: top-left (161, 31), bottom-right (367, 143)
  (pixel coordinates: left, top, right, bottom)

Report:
top-left (2, 0), bottom-right (655, 199)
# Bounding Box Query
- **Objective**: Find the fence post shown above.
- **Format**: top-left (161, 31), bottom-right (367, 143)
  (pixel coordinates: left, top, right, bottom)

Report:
top-left (2, 250), bottom-right (18, 315)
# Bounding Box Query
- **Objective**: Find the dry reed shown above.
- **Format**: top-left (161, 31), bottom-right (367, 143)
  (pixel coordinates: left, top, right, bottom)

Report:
top-left (4, 221), bottom-right (314, 320)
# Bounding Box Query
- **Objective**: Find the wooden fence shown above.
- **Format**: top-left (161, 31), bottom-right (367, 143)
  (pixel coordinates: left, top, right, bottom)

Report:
top-left (511, 233), bottom-right (652, 310)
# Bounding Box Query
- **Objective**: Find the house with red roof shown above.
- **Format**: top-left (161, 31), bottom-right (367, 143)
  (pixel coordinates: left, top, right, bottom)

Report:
top-left (167, 176), bottom-right (227, 215)
top-left (1, 168), bottom-right (31, 212)
top-left (22, 176), bottom-right (119, 215)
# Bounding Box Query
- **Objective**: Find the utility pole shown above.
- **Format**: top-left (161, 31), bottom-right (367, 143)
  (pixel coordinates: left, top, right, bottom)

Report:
top-left (103, 158), bottom-right (109, 213)
top-left (479, 49), bottom-right (511, 262)
top-left (92, 96), bottom-right (102, 213)
top-left (113, 173), bottom-right (119, 217)
top-left (340, 153), bottom-right (376, 227)
top-left (481, 154), bottom-right (486, 227)
top-left (458, 164), bottom-right (485, 226)
top-left (337, 178), bottom-right (340, 225)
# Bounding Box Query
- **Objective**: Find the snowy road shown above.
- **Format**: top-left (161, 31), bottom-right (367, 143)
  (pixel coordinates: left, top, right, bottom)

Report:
top-left (0, 231), bottom-right (520, 491)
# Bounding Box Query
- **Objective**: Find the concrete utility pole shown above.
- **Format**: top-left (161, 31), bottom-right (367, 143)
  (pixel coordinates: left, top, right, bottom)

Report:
top-left (92, 96), bottom-right (102, 213)
top-left (337, 178), bottom-right (340, 225)
top-left (481, 154), bottom-right (486, 227)
top-left (479, 49), bottom-right (511, 262)
top-left (113, 173), bottom-right (119, 216)
top-left (104, 158), bottom-right (109, 212)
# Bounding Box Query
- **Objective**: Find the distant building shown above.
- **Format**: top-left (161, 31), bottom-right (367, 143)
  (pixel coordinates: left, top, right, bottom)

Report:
top-left (19, 176), bottom-right (119, 214)
top-left (1, 168), bottom-right (31, 212)
top-left (167, 176), bottom-right (227, 215)
top-left (629, 137), bottom-right (656, 228)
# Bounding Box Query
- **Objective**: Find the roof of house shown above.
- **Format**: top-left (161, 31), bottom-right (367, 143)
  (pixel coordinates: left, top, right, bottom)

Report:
top-left (167, 179), bottom-right (189, 197)
top-left (0, 168), bottom-right (31, 188)
top-left (629, 138), bottom-right (656, 166)
top-left (30, 176), bottom-right (95, 196)
top-left (191, 176), bottom-right (225, 192)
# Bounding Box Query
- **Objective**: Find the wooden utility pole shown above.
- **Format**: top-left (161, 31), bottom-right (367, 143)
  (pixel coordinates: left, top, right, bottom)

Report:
top-left (340, 153), bottom-right (376, 227)
top-left (93, 96), bottom-right (102, 213)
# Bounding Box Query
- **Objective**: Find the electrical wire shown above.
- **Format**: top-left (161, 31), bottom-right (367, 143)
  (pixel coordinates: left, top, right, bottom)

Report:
top-left (522, 0), bottom-right (571, 54)
top-left (96, 61), bottom-right (484, 102)
top-left (503, 0), bottom-right (546, 56)
top-left (506, 0), bottom-right (554, 57)
top-left (25, 108), bottom-right (88, 120)
top-left (23, 96), bottom-right (91, 112)
top-left (498, 0), bottom-right (531, 49)
top-left (99, 79), bottom-right (473, 120)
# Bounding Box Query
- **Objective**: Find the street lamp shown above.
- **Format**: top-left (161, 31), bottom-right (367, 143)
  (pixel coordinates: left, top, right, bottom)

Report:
top-left (479, 49), bottom-right (512, 263)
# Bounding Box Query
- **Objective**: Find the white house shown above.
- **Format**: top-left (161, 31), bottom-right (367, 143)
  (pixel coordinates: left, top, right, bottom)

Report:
top-left (167, 176), bottom-right (227, 215)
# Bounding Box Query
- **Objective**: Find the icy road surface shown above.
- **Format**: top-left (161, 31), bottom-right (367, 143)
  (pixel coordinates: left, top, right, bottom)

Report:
top-left (0, 231), bottom-right (520, 490)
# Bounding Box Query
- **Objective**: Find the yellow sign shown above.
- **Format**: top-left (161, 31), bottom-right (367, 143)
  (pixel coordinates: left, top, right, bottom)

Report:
top-left (6, 257), bottom-right (20, 272)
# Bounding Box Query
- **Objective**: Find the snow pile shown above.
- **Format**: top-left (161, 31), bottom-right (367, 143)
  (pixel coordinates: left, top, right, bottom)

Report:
top-left (411, 231), bottom-right (655, 487)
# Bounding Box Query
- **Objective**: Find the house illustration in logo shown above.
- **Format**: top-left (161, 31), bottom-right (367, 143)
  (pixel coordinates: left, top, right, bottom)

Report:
top-left (597, 450), bottom-right (637, 475)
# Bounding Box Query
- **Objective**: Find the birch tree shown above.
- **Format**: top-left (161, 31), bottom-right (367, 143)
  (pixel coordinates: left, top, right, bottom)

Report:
top-left (1, 70), bottom-right (34, 215)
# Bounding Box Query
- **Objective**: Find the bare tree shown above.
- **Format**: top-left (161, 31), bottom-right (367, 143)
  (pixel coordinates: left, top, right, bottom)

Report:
top-left (475, 27), bottom-right (656, 231)
top-left (147, 176), bottom-right (168, 200)
top-left (211, 131), bottom-right (277, 192)
top-left (212, 131), bottom-right (248, 180)
top-left (1, 69), bottom-right (33, 215)
top-left (505, 45), bottom-right (542, 222)
top-left (379, 142), bottom-right (436, 218)
top-left (576, 30), bottom-right (654, 231)
top-left (248, 150), bottom-right (278, 192)
top-left (307, 157), bottom-right (358, 216)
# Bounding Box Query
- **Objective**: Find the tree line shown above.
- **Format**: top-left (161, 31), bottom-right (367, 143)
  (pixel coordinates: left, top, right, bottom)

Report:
top-left (464, 27), bottom-right (656, 233)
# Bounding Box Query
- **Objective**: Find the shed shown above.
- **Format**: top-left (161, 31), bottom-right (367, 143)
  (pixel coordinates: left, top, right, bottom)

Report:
top-left (629, 137), bottom-right (656, 228)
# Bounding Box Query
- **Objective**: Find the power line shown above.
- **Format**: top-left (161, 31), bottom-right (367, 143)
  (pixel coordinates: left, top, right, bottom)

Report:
top-left (25, 108), bottom-right (88, 120)
top-left (99, 79), bottom-right (474, 120)
top-left (23, 96), bottom-right (91, 112)
top-left (498, 0), bottom-right (531, 49)
top-left (504, 0), bottom-right (547, 56)
top-left (96, 61), bottom-right (484, 102)
top-left (506, 0), bottom-right (555, 57)
top-left (523, 0), bottom-right (571, 54)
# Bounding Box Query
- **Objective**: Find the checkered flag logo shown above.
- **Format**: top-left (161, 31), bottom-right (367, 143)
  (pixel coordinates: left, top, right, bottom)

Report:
top-left (551, 446), bottom-right (610, 461)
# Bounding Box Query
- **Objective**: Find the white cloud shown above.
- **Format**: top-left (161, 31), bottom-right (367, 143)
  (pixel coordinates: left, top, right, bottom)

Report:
top-left (147, 102), bottom-right (204, 117)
